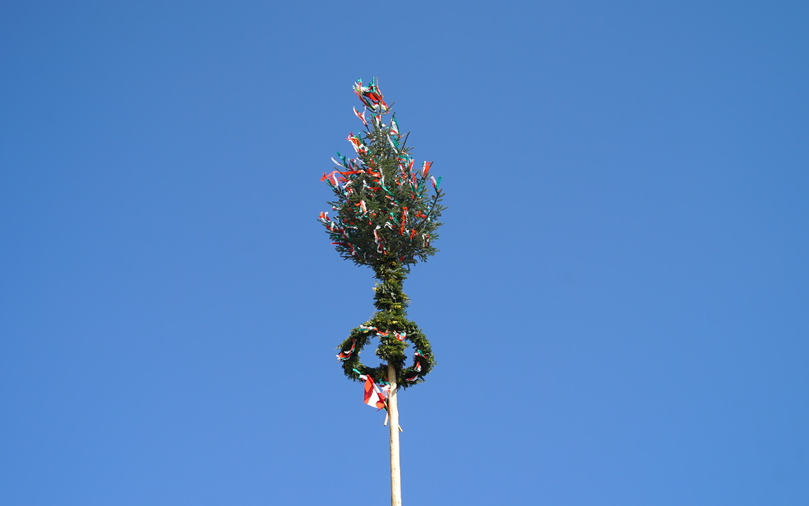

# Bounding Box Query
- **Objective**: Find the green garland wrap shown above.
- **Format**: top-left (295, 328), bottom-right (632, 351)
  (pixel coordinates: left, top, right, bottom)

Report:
top-left (336, 260), bottom-right (435, 388)
top-left (323, 78), bottom-right (443, 389)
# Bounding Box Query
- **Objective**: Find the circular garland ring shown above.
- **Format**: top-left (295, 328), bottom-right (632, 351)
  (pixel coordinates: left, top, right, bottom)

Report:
top-left (337, 318), bottom-right (434, 388)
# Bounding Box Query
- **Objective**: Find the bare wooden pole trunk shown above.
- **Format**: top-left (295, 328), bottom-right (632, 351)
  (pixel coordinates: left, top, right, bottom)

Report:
top-left (387, 363), bottom-right (402, 506)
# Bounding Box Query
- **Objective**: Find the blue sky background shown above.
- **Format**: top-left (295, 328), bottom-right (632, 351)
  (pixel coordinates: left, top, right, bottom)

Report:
top-left (2, 1), bottom-right (807, 504)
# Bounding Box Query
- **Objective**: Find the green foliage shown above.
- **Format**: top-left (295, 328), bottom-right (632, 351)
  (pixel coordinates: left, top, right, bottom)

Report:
top-left (319, 78), bottom-right (445, 269)
top-left (322, 79), bottom-right (442, 388)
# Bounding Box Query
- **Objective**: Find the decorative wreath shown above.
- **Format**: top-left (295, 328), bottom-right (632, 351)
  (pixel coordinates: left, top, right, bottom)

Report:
top-left (337, 318), bottom-right (434, 388)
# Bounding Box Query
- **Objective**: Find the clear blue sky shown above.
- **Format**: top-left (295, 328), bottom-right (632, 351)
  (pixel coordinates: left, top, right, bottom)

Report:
top-left (2, 1), bottom-right (807, 504)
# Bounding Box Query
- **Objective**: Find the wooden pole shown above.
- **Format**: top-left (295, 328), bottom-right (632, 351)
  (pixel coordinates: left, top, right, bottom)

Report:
top-left (387, 363), bottom-right (402, 506)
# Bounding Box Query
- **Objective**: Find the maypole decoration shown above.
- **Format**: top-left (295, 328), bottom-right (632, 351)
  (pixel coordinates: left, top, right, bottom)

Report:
top-left (319, 78), bottom-right (445, 506)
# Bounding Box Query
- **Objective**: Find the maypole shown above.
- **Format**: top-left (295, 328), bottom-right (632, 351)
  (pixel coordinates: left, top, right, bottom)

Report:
top-left (319, 78), bottom-right (445, 506)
